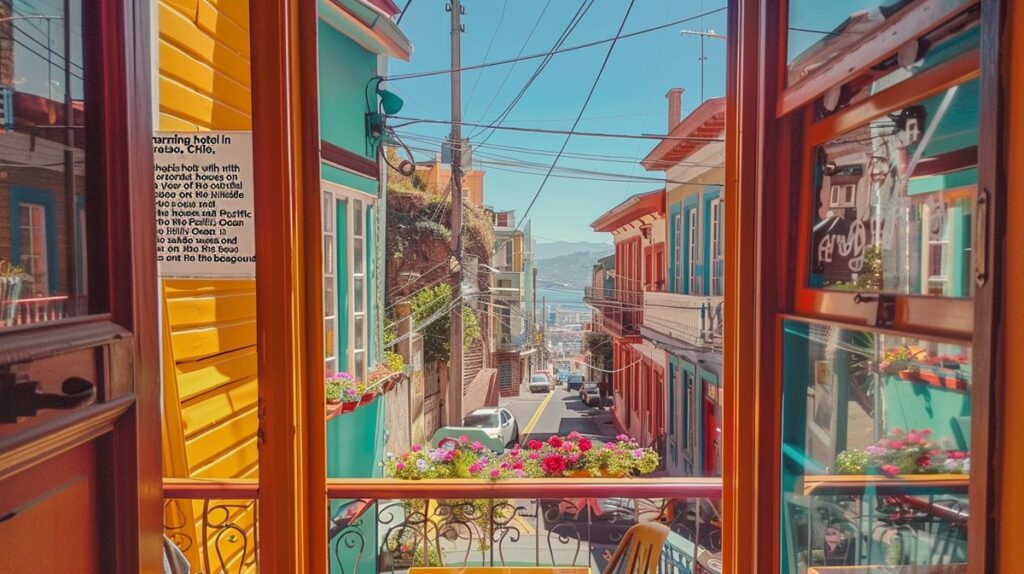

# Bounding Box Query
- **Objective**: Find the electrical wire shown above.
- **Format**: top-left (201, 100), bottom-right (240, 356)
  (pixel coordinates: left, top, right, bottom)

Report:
top-left (384, 6), bottom-right (727, 81)
top-left (390, 116), bottom-right (725, 142)
top-left (467, 0), bottom-right (552, 139)
top-left (466, 0), bottom-right (594, 147)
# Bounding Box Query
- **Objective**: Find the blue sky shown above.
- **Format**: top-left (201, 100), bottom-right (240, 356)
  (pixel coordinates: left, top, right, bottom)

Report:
top-left (385, 0), bottom-right (728, 244)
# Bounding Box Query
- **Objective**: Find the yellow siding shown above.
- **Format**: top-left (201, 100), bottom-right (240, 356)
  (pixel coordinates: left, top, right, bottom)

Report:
top-left (159, 2), bottom-right (256, 570)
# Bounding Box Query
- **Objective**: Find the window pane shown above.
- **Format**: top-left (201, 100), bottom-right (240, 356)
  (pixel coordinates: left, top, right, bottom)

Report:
top-left (786, 0), bottom-right (971, 87)
top-left (0, 0), bottom-right (90, 328)
top-left (354, 315), bottom-right (364, 349)
top-left (324, 280), bottom-right (334, 316)
top-left (353, 238), bottom-right (363, 274)
top-left (354, 278), bottom-right (364, 313)
top-left (810, 79), bottom-right (977, 298)
top-left (353, 200), bottom-right (363, 236)
top-left (780, 319), bottom-right (970, 572)
top-left (354, 350), bottom-right (365, 380)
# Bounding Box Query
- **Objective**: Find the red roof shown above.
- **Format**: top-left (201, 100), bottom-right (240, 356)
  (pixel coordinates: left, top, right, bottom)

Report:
top-left (641, 97), bottom-right (725, 172)
top-left (368, 0), bottom-right (401, 15)
top-left (590, 189), bottom-right (665, 233)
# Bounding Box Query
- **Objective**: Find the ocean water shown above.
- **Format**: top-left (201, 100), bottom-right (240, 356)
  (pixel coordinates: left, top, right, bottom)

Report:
top-left (534, 286), bottom-right (586, 310)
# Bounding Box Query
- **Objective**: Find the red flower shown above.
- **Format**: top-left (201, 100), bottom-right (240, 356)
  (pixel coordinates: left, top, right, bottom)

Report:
top-left (527, 440), bottom-right (543, 451)
top-left (547, 436), bottom-right (563, 448)
top-left (889, 440), bottom-right (905, 450)
top-left (512, 460), bottom-right (524, 470)
top-left (880, 464), bottom-right (900, 477)
top-left (541, 454), bottom-right (567, 475)
top-left (578, 438), bottom-right (593, 452)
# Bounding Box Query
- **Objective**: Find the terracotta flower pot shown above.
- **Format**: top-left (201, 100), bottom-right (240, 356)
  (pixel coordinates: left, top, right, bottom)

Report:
top-left (569, 470), bottom-right (592, 478)
top-left (600, 469), bottom-right (626, 478)
top-left (899, 369), bottom-right (921, 381)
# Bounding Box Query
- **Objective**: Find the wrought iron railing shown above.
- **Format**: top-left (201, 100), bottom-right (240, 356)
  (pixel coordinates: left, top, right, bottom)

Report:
top-left (164, 478), bottom-right (723, 574)
top-left (643, 293), bottom-right (724, 351)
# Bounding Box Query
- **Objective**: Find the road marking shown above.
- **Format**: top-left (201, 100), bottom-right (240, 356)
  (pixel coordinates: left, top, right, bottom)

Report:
top-left (519, 389), bottom-right (555, 441)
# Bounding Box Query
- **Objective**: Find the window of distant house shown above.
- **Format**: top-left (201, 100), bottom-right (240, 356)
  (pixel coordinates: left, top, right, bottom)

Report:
top-left (687, 209), bottom-right (698, 294)
top-left (353, 199), bottom-right (366, 379)
top-left (18, 203), bottom-right (49, 296)
top-left (675, 212), bottom-right (683, 293)
top-left (709, 198), bottom-right (723, 297)
top-left (828, 183), bottom-right (857, 208)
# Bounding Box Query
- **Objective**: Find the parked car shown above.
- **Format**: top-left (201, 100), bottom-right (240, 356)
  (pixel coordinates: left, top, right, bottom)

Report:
top-left (528, 373), bottom-right (552, 393)
top-left (431, 407), bottom-right (520, 452)
top-left (566, 373), bottom-right (585, 391)
top-left (579, 382), bottom-right (602, 406)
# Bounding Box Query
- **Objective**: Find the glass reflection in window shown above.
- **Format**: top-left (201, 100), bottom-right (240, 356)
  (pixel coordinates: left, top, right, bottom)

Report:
top-left (811, 79), bottom-right (978, 298)
top-left (781, 320), bottom-right (970, 572)
top-left (0, 0), bottom-right (89, 328)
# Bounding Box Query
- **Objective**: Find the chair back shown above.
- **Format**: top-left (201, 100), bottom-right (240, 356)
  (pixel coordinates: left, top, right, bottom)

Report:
top-left (602, 522), bottom-right (671, 574)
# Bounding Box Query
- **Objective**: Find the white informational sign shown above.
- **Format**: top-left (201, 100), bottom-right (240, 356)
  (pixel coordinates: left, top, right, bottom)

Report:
top-left (153, 131), bottom-right (255, 278)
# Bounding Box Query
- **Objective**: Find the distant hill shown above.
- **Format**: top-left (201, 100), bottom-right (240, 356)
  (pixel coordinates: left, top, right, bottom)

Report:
top-left (536, 250), bottom-right (612, 290)
top-left (534, 241), bottom-right (611, 260)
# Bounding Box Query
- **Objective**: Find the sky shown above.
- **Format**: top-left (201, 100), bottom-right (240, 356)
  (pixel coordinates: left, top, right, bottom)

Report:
top-left (385, 0), bottom-right (728, 245)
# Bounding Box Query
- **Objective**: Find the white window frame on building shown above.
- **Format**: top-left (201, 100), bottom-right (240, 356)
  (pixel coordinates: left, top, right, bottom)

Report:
top-left (322, 181), bottom-right (375, 382)
top-left (687, 208), bottom-right (699, 295)
top-left (675, 212), bottom-right (683, 293)
top-left (709, 197), bottom-right (723, 296)
top-left (828, 183), bottom-right (857, 208)
top-left (19, 202), bottom-right (49, 295)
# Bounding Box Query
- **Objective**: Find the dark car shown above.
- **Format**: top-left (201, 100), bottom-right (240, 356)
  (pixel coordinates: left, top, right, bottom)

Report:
top-left (566, 373), bottom-right (585, 391)
top-left (579, 383), bottom-right (601, 406)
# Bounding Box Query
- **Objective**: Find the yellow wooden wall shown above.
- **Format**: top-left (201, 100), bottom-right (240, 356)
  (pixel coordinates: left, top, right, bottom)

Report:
top-left (158, 1), bottom-right (257, 571)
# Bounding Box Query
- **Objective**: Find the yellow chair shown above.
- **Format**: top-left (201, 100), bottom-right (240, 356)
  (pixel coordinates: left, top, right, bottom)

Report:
top-left (602, 522), bottom-right (671, 574)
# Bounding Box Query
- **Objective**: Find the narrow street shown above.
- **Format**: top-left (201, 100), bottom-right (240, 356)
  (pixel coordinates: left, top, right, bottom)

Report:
top-left (502, 384), bottom-right (618, 444)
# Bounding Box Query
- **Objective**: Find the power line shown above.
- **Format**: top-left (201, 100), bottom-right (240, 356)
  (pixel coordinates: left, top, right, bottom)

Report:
top-left (467, 0), bottom-right (552, 138)
top-left (391, 116), bottom-right (724, 142)
top-left (466, 0), bottom-right (594, 147)
top-left (384, 6), bottom-right (727, 81)
top-left (493, 0), bottom-right (638, 264)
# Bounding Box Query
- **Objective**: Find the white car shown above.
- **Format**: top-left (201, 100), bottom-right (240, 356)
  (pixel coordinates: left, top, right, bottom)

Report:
top-left (528, 373), bottom-right (551, 393)
top-left (432, 407), bottom-right (520, 451)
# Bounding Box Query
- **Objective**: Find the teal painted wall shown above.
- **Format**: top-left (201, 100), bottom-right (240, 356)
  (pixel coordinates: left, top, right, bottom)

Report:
top-left (882, 376), bottom-right (971, 450)
top-left (322, 163), bottom-right (378, 195)
top-left (327, 397), bottom-right (386, 573)
top-left (318, 19), bottom-right (376, 159)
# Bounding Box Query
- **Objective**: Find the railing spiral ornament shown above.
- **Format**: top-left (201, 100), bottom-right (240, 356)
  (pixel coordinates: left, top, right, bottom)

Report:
top-left (202, 499), bottom-right (257, 574)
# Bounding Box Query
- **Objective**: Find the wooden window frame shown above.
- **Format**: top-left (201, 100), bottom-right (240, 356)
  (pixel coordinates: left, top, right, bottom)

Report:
top-left (724, 1), bottom-right (1007, 573)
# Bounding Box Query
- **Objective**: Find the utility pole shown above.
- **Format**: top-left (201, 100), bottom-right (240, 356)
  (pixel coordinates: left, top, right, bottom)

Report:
top-left (446, 0), bottom-right (464, 426)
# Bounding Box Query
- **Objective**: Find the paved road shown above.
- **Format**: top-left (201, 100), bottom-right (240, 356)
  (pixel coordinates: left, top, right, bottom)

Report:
top-left (501, 384), bottom-right (618, 444)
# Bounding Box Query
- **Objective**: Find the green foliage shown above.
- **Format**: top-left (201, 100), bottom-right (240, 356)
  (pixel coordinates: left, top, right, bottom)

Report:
top-left (834, 449), bottom-right (869, 474)
top-left (462, 306), bottom-right (481, 351)
top-left (382, 350), bottom-right (405, 373)
top-left (583, 332), bottom-right (613, 372)
top-left (830, 245), bottom-right (883, 291)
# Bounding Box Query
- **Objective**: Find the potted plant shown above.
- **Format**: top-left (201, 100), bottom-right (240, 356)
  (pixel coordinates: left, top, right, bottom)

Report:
top-left (0, 260), bottom-right (28, 327)
top-left (879, 345), bottom-right (927, 380)
top-left (835, 428), bottom-right (970, 476)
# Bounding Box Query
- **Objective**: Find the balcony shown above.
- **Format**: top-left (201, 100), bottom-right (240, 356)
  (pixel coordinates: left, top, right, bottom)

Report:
top-left (583, 287), bottom-right (642, 338)
top-left (642, 293), bottom-right (722, 352)
top-left (162, 474), bottom-right (972, 573)
top-left (164, 478), bottom-right (723, 574)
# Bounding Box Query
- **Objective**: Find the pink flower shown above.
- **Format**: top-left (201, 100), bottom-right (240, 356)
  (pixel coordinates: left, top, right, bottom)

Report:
top-left (471, 441), bottom-right (484, 452)
top-left (889, 440), bottom-right (905, 450)
top-left (921, 428), bottom-right (933, 436)
top-left (548, 436), bottom-right (563, 448)
top-left (568, 431), bottom-right (582, 439)
top-left (568, 454), bottom-right (579, 464)
top-left (632, 449), bottom-right (644, 459)
top-left (444, 451), bottom-right (455, 462)
top-left (527, 440), bottom-right (543, 450)
top-left (396, 462), bottom-right (406, 471)
top-left (514, 469), bottom-right (525, 477)
top-left (468, 463), bottom-right (483, 474)
top-left (890, 428), bottom-right (904, 436)
top-left (500, 462), bottom-right (510, 469)
top-left (411, 444), bottom-right (422, 452)
top-left (528, 452), bottom-right (540, 460)
top-left (578, 438), bottom-right (593, 452)
top-left (541, 454), bottom-right (567, 475)
top-left (616, 434), bottom-right (629, 441)
top-left (459, 435), bottom-right (470, 444)
top-left (881, 464), bottom-right (900, 477)
top-left (906, 431), bottom-right (922, 444)
top-left (561, 442), bottom-right (574, 451)
top-left (490, 469), bottom-right (501, 479)
top-left (512, 461), bottom-right (524, 470)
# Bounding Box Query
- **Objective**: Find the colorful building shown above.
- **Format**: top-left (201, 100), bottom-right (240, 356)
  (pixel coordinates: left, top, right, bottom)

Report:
top-left (640, 90), bottom-right (726, 476)
top-left (587, 189), bottom-right (667, 447)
